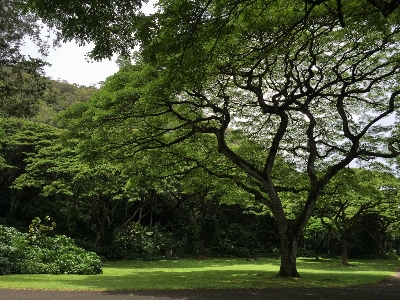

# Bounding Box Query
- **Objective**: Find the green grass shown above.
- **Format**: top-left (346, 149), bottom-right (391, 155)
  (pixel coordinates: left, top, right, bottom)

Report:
top-left (0, 258), bottom-right (398, 291)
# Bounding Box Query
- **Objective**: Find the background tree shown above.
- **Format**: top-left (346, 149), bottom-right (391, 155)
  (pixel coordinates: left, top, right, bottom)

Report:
top-left (316, 168), bottom-right (400, 264)
top-left (360, 212), bottom-right (400, 259)
top-left (0, 118), bottom-right (62, 225)
top-left (33, 79), bottom-right (97, 125)
top-left (14, 136), bottom-right (157, 248)
top-left (0, 0), bottom-right (49, 118)
top-left (303, 216), bottom-right (332, 260)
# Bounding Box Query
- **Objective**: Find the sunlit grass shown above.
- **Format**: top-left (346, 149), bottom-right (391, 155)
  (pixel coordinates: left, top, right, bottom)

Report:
top-left (0, 258), bottom-right (397, 291)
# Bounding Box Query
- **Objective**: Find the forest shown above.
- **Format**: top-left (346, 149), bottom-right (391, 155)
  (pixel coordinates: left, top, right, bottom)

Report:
top-left (1, 0), bottom-right (400, 278)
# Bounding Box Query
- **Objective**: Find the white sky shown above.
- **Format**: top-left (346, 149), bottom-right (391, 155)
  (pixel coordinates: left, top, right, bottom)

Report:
top-left (21, 1), bottom-right (157, 87)
top-left (22, 41), bottom-right (119, 87)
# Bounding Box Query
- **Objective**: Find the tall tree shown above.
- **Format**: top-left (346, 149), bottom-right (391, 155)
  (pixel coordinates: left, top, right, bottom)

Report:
top-left (0, 118), bottom-right (62, 223)
top-left (0, 0), bottom-right (49, 118)
top-left (26, 0), bottom-right (400, 277)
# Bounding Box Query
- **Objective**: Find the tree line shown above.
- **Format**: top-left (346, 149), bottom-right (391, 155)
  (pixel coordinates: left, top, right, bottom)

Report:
top-left (1, 72), bottom-right (400, 265)
top-left (1, 0), bottom-right (400, 278)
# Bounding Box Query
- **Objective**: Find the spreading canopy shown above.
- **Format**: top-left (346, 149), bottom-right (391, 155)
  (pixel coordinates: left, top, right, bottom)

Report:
top-left (25, 0), bottom-right (400, 277)
top-left (24, 0), bottom-right (400, 60)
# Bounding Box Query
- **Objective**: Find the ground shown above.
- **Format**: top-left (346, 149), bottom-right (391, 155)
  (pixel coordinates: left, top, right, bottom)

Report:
top-left (1, 272), bottom-right (399, 300)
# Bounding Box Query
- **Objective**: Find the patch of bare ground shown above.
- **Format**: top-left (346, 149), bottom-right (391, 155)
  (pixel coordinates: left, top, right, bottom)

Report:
top-left (376, 267), bottom-right (400, 286)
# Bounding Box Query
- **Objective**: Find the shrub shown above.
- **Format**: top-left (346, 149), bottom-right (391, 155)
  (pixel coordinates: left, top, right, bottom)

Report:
top-left (26, 216), bottom-right (56, 243)
top-left (0, 256), bottom-right (10, 275)
top-left (0, 223), bottom-right (102, 275)
top-left (387, 250), bottom-right (399, 260)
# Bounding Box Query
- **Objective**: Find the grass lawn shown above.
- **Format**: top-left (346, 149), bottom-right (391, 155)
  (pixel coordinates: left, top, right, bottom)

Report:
top-left (0, 258), bottom-right (398, 291)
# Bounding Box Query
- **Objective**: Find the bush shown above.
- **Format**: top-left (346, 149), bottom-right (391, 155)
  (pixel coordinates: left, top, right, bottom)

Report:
top-left (0, 256), bottom-right (10, 275)
top-left (387, 250), bottom-right (399, 260)
top-left (0, 224), bottom-right (102, 275)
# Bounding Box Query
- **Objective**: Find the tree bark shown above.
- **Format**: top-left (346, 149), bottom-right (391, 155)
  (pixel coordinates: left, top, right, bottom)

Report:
top-left (8, 189), bottom-right (22, 221)
top-left (367, 231), bottom-right (388, 259)
top-left (278, 225), bottom-right (300, 277)
top-left (341, 234), bottom-right (349, 265)
top-left (378, 236), bottom-right (388, 259)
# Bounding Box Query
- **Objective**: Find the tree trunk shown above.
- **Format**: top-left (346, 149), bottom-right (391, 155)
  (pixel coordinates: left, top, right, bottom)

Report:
top-left (278, 226), bottom-right (300, 277)
top-left (378, 236), bottom-right (387, 259)
top-left (368, 231), bottom-right (388, 259)
top-left (341, 235), bottom-right (348, 265)
top-left (327, 235), bottom-right (330, 255)
top-left (9, 189), bottom-right (22, 221)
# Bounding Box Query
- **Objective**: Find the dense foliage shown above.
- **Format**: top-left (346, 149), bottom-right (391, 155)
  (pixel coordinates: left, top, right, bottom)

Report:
top-left (0, 0), bottom-right (49, 118)
top-left (1, 0), bottom-right (400, 279)
top-left (0, 218), bottom-right (102, 275)
top-left (34, 79), bottom-right (97, 125)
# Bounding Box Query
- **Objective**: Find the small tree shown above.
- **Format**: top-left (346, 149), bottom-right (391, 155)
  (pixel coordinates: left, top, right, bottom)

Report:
top-left (303, 216), bottom-right (332, 260)
top-left (0, 0), bottom-right (50, 118)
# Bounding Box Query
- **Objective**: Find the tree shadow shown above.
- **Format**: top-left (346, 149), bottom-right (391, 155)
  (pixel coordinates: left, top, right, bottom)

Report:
top-left (102, 258), bottom-right (281, 269)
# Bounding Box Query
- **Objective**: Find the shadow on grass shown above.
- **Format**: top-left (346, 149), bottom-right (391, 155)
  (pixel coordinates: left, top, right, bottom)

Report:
top-left (102, 258), bottom-right (281, 269)
top-left (0, 271), bottom-right (392, 290)
top-left (0, 258), bottom-right (398, 292)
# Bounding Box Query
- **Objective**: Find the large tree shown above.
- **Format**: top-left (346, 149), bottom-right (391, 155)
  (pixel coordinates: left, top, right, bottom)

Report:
top-left (0, 0), bottom-right (49, 118)
top-left (26, 0), bottom-right (400, 277)
top-left (24, 0), bottom-right (400, 61)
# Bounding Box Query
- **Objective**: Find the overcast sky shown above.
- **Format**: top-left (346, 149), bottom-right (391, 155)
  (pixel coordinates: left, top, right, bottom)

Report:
top-left (22, 41), bottom-right (119, 87)
top-left (21, 1), bottom-right (156, 87)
